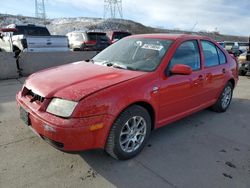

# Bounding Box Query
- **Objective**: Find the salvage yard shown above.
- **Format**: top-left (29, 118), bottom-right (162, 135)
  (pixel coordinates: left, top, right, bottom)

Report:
top-left (0, 76), bottom-right (250, 188)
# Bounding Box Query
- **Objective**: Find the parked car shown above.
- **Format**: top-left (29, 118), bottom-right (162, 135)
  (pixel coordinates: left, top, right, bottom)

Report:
top-left (238, 51), bottom-right (250, 76)
top-left (0, 28), bottom-right (17, 52)
top-left (218, 41), bottom-right (248, 57)
top-left (16, 34), bottom-right (238, 160)
top-left (106, 30), bottom-right (132, 43)
top-left (238, 42), bottom-right (249, 54)
top-left (67, 31), bottom-right (111, 51)
top-left (0, 24), bottom-right (69, 53)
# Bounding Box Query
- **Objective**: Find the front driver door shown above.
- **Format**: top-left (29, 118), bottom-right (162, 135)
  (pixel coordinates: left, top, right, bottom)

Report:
top-left (158, 40), bottom-right (205, 127)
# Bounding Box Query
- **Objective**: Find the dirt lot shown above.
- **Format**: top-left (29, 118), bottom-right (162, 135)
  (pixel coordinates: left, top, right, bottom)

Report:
top-left (0, 76), bottom-right (250, 188)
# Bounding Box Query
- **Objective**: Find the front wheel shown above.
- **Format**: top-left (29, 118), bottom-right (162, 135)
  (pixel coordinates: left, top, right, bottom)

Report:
top-left (105, 105), bottom-right (151, 160)
top-left (212, 82), bottom-right (233, 112)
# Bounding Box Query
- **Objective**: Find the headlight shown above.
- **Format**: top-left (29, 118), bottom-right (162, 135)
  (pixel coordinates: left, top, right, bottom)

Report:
top-left (46, 98), bottom-right (78, 118)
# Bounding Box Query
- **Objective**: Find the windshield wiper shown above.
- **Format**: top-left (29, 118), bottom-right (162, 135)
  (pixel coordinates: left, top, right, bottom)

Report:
top-left (112, 64), bottom-right (128, 70)
top-left (86, 59), bottom-right (95, 63)
top-left (92, 60), bottom-right (130, 70)
top-left (105, 62), bottom-right (139, 71)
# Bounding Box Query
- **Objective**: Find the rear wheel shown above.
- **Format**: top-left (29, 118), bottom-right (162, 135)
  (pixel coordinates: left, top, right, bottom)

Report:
top-left (105, 105), bottom-right (151, 160)
top-left (212, 82), bottom-right (233, 112)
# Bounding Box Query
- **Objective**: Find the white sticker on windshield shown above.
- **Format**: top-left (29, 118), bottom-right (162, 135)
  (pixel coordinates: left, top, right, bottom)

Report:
top-left (141, 44), bottom-right (163, 51)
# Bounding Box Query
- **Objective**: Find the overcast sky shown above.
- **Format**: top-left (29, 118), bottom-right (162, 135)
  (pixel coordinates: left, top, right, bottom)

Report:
top-left (1, 0), bottom-right (249, 36)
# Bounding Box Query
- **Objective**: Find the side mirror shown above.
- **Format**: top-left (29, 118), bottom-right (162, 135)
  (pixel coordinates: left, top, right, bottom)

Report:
top-left (0, 33), bottom-right (3, 39)
top-left (170, 64), bottom-right (192, 75)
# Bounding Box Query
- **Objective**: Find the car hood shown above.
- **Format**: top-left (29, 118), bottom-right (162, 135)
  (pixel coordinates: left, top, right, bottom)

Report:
top-left (25, 61), bottom-right (146, 101)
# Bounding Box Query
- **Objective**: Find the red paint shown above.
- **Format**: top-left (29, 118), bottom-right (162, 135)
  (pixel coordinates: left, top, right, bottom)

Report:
top-left (84, 40), bottom-right (96, 45)
top-left (0, 28), bottom-right (17, 32)
top-left (171, 64), bottom-right (192, 75)
top-left (16, 34), bottom-right (238, 151)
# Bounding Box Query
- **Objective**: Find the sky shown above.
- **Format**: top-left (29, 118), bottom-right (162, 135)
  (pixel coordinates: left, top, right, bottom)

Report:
top-left (0, 0), bottom-right (250, 36)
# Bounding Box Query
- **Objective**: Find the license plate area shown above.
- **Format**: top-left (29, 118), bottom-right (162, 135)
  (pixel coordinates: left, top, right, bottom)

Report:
top-left (20, 107), bottom-right (31, 126)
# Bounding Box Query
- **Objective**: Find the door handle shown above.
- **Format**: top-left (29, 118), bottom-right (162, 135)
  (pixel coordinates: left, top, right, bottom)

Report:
top-left (222, 68), bottom-right (226, 73)
top-left (205, 73), bottom-right (212, 80)
top-left (193, 75), bottom-right (204, 86)
top-left (198, 75), bottom-right (204, 81)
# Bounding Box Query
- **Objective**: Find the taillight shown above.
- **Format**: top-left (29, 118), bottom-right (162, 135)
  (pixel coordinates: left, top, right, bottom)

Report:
top-left (21, 39), bottom-right (28, 49)
top-left (84, 40), bottom-right (96, 45)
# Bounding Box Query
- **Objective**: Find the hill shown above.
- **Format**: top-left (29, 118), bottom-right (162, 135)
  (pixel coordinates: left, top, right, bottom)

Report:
top-left (0, 14), bottom-right (248, 42)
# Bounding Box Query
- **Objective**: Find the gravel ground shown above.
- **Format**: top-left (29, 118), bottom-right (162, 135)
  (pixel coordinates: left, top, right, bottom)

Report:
top-left (0, 76), bottom-right (250, 188)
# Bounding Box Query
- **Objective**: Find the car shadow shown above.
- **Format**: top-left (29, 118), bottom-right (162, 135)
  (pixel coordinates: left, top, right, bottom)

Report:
top-left (78, 98), bottom-right (250, 188)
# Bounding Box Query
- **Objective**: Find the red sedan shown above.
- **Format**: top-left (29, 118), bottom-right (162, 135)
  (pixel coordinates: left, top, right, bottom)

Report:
top-left (16, 34), bottom-right (238, 160)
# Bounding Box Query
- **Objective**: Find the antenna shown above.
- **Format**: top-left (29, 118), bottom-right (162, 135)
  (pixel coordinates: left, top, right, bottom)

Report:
top-left (35, 0), bottom-right (46, 22)
top-left (190, 22), bottom-right (198, 32)
top-left (104, 0), bottom-right (123, 19)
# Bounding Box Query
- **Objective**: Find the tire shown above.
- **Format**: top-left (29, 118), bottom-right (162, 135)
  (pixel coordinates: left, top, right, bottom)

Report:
top-left (13, 46), bottom-right (21, 58)
top-left (105, 105), bottom-right (151, 160)
top-left (212, 82), bottom-right (233, 112)
top-left (239, 69), bottom-right (247, 76)
top-left (73, 48), bottom-right (81, 51)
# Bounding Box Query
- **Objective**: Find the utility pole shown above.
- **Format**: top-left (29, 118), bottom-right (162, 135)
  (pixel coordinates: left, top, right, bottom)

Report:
top-left (104, 0), bottom-right (123, 19)
top-left (35, 0), bottom-right (46, 24)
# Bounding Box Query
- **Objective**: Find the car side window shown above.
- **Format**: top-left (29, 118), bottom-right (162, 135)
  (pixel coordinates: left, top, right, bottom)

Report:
top-left (169, 40), bottom-right (201, 71)
top-left (217, 47), bottom-right (226, 64)
top-left (201, 41), bottom-right (220, 67)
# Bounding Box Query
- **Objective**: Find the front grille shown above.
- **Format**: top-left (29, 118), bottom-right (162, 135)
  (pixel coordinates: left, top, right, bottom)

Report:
top-left (25, 88), bottom-right (44, 103)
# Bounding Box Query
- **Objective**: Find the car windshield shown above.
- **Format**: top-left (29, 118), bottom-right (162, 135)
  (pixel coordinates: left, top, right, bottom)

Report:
top-left (92, 37), bottom-right (173, 72)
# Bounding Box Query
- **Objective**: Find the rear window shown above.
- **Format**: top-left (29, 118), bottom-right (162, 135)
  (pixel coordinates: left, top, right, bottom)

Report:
top-left (13, 26), bottom-right (50, 36)
top-left (87, 33), bottom-right (109, 41)
top-left (201, 41), bottom-right (220, 67)
top-left (113, 32), bottom-right (131, 40)
top-left (201, 40), bottom-right (227, 67)
top-left (217, 47), bottom-right (226, 64)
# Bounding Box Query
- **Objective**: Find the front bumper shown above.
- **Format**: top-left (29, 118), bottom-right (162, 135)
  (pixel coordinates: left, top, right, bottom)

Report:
top-left (16, 91), bottom-right (114, 151)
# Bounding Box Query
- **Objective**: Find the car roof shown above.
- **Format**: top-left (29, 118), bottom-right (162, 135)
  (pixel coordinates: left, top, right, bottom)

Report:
top-left (67, 30), bottom-right (106, 34)
top-left (7, 24), bottom-right (46, 28)
top-left (0, 28), bottom-right (17, 32)
top-left (108, 30), bottom-right (131, 33)
top-left (128, 33), bottom-right (212, 41)
top-left (87, 31), bottom-right (106, 34)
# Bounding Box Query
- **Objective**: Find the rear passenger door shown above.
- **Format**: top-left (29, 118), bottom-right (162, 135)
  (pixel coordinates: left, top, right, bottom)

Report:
top-left (201, 40), bottom-right (228, 101)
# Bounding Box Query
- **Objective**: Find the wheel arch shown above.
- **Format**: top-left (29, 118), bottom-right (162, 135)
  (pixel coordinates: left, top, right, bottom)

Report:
top-left (228, 78), bottom-right (236, 89)
top-left (13, 45), bottom-right (20, 51)
top-left (116, 101), bottom-right (156, 131)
